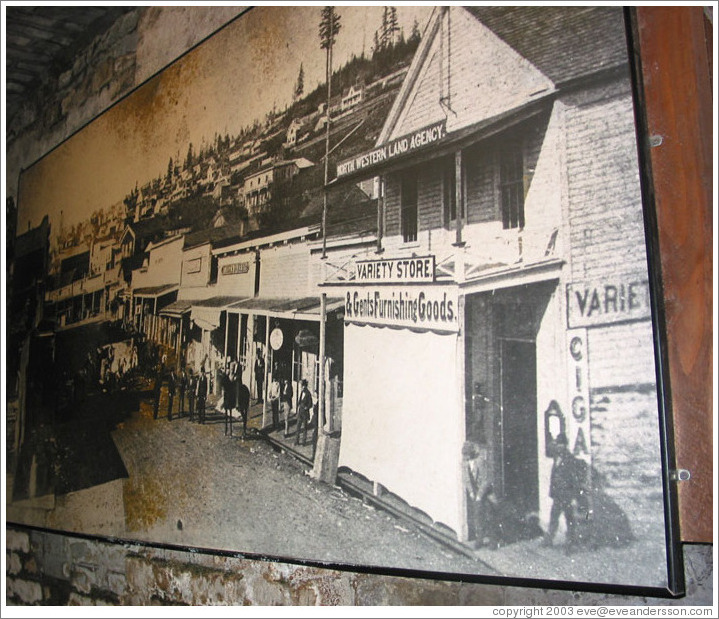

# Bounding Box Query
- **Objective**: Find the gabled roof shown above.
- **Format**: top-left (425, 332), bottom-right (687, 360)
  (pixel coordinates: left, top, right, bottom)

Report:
top-left (378, 6), bottom-right (628, 146)
top-left (465, 6), bottom-right (628, 86)
top-left (184, 223), bottom-right (244, 250)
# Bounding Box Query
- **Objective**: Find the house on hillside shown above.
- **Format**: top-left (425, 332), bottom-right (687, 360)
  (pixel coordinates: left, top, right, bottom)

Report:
top-left (242, 158), bottom-right (314, 213)
top-left (340, 83), bottom-right (365, 113)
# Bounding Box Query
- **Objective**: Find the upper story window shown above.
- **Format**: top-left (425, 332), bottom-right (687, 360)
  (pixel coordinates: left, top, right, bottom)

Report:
top-left (401, 174), bottom-right (418, 243)
top-left (499, 144), bottom-right (525, 229)
top-left (442, 155), bottom-right (467, 227)
top-left (443, 158), bottom-right (457, 226)
top-left (209, 256), bottom-right (218, 285)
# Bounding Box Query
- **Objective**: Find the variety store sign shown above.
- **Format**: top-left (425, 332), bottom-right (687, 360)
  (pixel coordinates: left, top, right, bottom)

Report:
top-left (566, 277), bottom-right (650, 328)
top-left (344, 286), bottom-right (459, 332)
top-left (336, 120), bottom-right (447, 178)
top-left (355, 255), bottom-right (435, 283)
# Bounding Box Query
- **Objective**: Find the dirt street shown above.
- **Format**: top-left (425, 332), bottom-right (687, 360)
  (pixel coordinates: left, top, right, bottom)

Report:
top-left (110, 385), bottom-right (491, 578)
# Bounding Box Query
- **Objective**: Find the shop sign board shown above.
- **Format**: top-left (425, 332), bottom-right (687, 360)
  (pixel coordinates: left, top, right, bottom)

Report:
top-left (184, 257), bottom-right (202, 274)
top-left (270, 327), bottom-right (284, 351)
top-left (355, 255), bottom-right (435, 284)
top-left (336, 120), bottom-right (447, 178)
top-left (566, 328), bottom-right (592, 462)
top-left (221, 261), bottom-right (250, 276)
top-left (344, 285), bottom-right (459, 332)
top-left (566, 277), bottom-right (650, 328)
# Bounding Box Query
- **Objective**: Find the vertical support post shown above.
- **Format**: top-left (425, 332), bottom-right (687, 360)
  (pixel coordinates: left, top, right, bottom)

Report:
top-left (376, 176), bottom-right (384, 254)
top-left (247, 316), bottom-right (254, 397)
top-left (321, 18), bottom-right (334, 260)
top-left (262, 315), bottom-right (270, 429)
top-left (454, 149), bottom-right (464, 247)
top-left (319, 293), bottom-right (327, 433)
top-left (223, 311), bottom-right (229, 360)
top-left (456, 293), bottom-right (468, 542)
top-left (177, 315), bottom-right (184, 369)
top-left (153, 297), bottom-right (158, 342)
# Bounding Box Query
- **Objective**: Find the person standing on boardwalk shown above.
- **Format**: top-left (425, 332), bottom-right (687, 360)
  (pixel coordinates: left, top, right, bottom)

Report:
top-left (236, 374), bottom-right (251, 439)
top-left (167, 369), bottom-right (176, 421)
top-left (268, 374), bottom-right (281, 431)
top-left (178, 368), bottom-right (187, 417)
top-left (280, 378), bottom-right (293, 438)
top-left (187, 368), bottom-right (196, 422)
top-left (295, 379), bottom-right (313, 447)
top-left (223, 363), bottom-right (237, 436)
top-left (254, 351), bottom-right (265, 403)
top-left (153, 367), bottom-right (163, 420)
top-left (196, 367), bottom-right (208, 424)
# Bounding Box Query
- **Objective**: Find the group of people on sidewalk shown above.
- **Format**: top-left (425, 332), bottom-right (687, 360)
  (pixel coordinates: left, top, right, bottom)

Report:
top-left (152, 364), bottom-right (209, 426)
top-left (217, 359), bottom-right (251, 438)
top-left (150, 352), bottom-right (317, 447)
top-left (266, 374), bottom-right (315, 446)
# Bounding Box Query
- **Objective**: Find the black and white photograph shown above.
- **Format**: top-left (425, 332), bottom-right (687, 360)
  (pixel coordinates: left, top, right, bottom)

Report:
top-left (5, 5), bottom-right (682, 594)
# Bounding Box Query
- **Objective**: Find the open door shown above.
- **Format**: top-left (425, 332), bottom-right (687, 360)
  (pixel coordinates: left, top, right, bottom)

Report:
top-left (500, 338), bottom-right (538, 516)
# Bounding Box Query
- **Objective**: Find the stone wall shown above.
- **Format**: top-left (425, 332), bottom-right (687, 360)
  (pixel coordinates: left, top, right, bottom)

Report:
top-left (5, 526), bottom-right (713, 606)
top-left (4, 6), bottom-right (713, 607)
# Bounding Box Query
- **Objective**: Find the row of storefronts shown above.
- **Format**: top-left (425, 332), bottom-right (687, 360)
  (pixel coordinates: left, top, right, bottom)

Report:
top-left (318, 6), bottom-right (665, 549)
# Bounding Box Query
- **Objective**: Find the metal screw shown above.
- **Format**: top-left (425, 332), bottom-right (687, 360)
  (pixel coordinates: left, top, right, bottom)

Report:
top-left (649, 135), bottom-right (663, 147)
top-left (670, 469), bottom-right (691, 481)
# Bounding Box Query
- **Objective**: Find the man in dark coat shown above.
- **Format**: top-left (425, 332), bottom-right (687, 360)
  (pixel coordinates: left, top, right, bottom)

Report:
top-left (223, 365), bottom-right (237, 436)
top-left (167, 369), bottom-right (176, 421)
top-left (178, 368), bottom-right (187, 417)
top-left (295, 379), bottom-right (313, 447)
top-left (187, 369), bottom-right (196, 422)
top-left (254, 352), bottom-right (265, 403)
top-left (542, 432), bottom-right (585, 552)
top-left (153, 368), bottom-right (163, 420)
top-left (196, 367), bottom-right (208, 424)
top-left (236, 375), bottom-right (251, 439)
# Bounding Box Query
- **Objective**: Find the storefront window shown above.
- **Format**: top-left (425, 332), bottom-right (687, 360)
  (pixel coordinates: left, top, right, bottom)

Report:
top-left (401, 174), bottom-right (418, 243)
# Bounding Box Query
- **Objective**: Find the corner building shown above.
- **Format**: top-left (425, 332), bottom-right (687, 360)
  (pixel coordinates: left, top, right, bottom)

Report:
top-left (326, 7), bottom-right (665, 548)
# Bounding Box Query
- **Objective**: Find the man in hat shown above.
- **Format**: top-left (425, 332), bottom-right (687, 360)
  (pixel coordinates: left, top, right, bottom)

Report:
top-left (542, 432), bottom-right (584, 552)
top-left (295, 379), bottom-right (313, 447)
top-left (196, 366), bottom-right (208, 424)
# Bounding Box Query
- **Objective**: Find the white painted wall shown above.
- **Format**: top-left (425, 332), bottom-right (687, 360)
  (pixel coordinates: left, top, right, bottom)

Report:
top-left (339, 323), bottom-right (464, 534)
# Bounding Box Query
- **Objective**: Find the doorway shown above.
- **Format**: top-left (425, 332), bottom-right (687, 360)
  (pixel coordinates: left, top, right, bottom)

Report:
top-left (500, 337), bottom-right (538, 516)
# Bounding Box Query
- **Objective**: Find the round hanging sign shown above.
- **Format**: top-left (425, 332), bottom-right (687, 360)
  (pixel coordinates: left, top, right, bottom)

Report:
top-left (270, 327), bottom-right (284, 351)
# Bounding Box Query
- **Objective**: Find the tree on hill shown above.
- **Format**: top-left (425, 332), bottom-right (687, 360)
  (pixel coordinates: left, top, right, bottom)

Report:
top-left (294, 63), bottom-right (305, 101)
top-left (185, 143), bottom-right (195, 171)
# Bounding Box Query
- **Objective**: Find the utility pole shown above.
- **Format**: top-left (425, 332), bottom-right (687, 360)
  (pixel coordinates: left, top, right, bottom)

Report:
top-left (319, 7), bottom-right (341, 259)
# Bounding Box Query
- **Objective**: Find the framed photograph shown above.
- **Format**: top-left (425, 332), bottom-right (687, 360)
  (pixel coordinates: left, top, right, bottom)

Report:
top-left (6, 5), bottom-right (684, 595)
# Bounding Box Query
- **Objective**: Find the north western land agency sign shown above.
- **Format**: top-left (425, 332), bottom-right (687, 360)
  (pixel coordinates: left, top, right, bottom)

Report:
top-left (336, 120), bottom-right (447, 178)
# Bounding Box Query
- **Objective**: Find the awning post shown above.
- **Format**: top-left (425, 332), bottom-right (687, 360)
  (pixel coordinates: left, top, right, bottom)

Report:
top-left (454, 149), bottom-right (464, 247)
top-left (319, 293), bottom-right (327, 433)
top-left (376, 176), bottom-right (385, 254)
top-left (262, 316), bottom-right (270, 429)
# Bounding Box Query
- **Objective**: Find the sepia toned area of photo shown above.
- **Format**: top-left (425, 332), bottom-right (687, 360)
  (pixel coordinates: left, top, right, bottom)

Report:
top-left (6, 6), bottom-right (676, 592)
